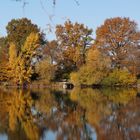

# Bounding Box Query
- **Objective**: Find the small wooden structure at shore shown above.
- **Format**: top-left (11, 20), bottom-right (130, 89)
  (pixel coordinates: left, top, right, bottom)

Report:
top-left (62, 82), bottom-right (74, 89)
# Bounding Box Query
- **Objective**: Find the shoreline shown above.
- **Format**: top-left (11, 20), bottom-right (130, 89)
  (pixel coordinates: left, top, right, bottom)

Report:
top-left (0, 82), bottom-right (138, 90)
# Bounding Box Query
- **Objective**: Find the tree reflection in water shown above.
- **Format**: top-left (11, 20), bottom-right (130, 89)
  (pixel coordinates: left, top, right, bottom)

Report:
top-left (0, 89), bottom-right (41, 140)
top-left (0, 87), bottom-right (139, 140)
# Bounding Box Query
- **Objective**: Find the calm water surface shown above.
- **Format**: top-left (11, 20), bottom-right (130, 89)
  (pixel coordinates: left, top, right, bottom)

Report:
top-left (0, 88), bottom-right (140, 140)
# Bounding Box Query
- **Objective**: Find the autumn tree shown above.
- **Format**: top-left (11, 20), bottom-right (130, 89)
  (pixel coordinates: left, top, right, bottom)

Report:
top-left (6, 18), bottom-right (44, 53)
top-left (35, 59), bottom-right (56, 83)
top-left (8, 33), bottom-right (40, 85)
top-left (9, 43), bottom-right (17, 66)
top-left (55, 20), bottom-right (93, 80)
top-left (0, 37), bottom-right (10, 82)
top-left (95, 17), bottom-right (140, 72)
top-left (56, 20), bottom-right (93, 68)
top-left (0, 62), bottom-right (10, 82)
top-left (43, 40), bottom-right (59, 64)
top-left (36, 41), bottom-right (59, 83)
top-left (0, 37), bottom-right (8, 62)
top-left (101, 68), bottom-right (136, 86)
top-left (8, 43), bottom-right (17, 82)
top-left (120, 45), bottom-right (140, 75)
top-left (70, 48), bottom-right (111, 86)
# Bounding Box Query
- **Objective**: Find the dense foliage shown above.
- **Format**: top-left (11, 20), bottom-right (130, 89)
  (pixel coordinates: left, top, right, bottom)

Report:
top-left (6, 18), bottom-right (44, 52)
top-left (70, 48), bottom-right (111, 86)
top-left (101, 69), bottom-right (136, 86)
top-left (8, 33), bottom-right (40, 85)
top-left (0, 17), bottom-right (140, 86)
top-left (95, 17), bottom-right (140, 74)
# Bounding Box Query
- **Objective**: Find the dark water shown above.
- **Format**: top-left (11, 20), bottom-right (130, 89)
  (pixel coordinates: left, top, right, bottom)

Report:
top-left (0, 87), bottom-right (140, 140)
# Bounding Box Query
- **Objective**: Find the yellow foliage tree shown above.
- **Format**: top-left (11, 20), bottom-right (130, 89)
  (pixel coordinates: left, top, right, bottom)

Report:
top-left (35, 59), bottom-right (56, 83)
top-left (70, 48), bottom-right (111, 86)
top-left (0, 62), bottom-right (10, 82)
top-left (9, 43), bottom-right (17, 82)
top-left (8, 33), bottom-right (40, 85)
top-left (9, 43), bottom-right (17, 66)
top-left (101, 68), bottom-right (137, 86)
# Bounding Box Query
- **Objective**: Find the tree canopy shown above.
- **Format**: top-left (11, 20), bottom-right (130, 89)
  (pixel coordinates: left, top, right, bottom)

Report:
top-left (6, 18), bottom-right (44, 52)
top-left (56, 20), bottom-right (93, 68)
top-left (95, 17), bottom-right (140, 69)
top-left (0, 16), bottom-right (140, 86)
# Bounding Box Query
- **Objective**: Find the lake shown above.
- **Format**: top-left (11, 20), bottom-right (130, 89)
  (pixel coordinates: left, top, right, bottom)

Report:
top-left (0, 87), bottom-right (140, 140)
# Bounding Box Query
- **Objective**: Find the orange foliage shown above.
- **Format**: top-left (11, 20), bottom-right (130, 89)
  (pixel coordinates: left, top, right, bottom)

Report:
top-left (96, 17), bottom-right (140, 72)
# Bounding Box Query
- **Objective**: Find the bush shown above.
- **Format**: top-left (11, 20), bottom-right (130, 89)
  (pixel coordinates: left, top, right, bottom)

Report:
top-left (70, 65), bottom-right (106, 86)
top-left (70, 48), bottom-right (111, 86)
top-left (70, 72), bottom-right (80, 86)
top-left (35, 59), bottom-right (56, 83)
top-left (101, 69), bottom-right (136, 86)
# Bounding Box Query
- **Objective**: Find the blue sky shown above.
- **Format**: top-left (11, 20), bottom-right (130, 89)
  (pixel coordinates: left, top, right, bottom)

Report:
top-left (0, 0), bottom-right (140, 40)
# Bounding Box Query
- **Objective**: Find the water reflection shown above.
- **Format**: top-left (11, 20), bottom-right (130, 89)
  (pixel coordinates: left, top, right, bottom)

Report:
top-left (0, 87), bottom-right (139, 140)
top-left (0, 89), bottom-right (41, 140)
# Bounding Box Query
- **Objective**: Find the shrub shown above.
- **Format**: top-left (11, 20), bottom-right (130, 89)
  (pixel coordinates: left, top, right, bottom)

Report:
top-left (70, 48), bottom-right (111, 86)
top-left (70, 64), bottom-right (107, 86)
top-left (35, 59), bottom-right (56, 83)
top-left (101, 69), bottom-right (136, 86)
top-left (70, 72), bottom-right (80, 86)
